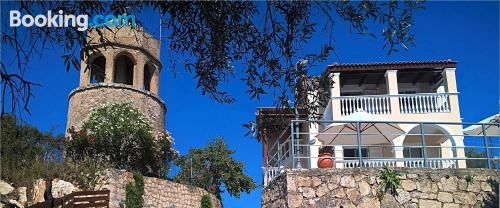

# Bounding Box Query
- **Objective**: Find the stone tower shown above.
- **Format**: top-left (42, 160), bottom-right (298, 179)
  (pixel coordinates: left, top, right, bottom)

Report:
top-left (66, 26), bottom-right (166, 135)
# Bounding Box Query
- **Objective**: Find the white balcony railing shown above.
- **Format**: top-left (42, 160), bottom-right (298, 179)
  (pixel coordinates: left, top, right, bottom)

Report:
top-left (403, 159), bottom-right (457, 168)
top-left (340, 159), bottom-right (397, 168)
top-left (338, 158), bottom-right (457, 169)
top-left (339, 95), bottom-right (391, 115)
top-left (399, 93), bottom-right (450, 114)
top-left (336, 93), bottom-right (451, 116)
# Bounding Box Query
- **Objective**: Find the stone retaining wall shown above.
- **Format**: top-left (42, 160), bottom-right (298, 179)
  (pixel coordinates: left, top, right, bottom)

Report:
top-left (262, 168), bottom-right (499, 208)
top-left (95, 169), bottom-right (221, 208)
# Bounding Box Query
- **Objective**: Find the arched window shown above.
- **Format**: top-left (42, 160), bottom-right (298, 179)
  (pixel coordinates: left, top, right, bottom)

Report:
top-left (90, 56), bottom-right (106, 83)
top-left (114, 54), bottom-right (134, 85)
top-left (144, 63), bottom-right (154, 91)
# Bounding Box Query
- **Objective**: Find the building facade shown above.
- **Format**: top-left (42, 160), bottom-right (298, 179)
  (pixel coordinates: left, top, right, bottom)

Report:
top-left (257, 60), bottom-right (467, 185)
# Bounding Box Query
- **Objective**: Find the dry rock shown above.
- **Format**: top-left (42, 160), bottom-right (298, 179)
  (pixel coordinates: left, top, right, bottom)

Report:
top-left (315, 184), bottom-right (328, 197)
top-left (401, 180), bottom-right (416, 191)
top-left (439, 176), bottom-right (458, 192)
top-left (453, 192), bottom-right (477, 205)
top-left (331, 188), bottom-right (346, 198)
top-left (437, 192), bottom-right (453, 203)
top-left (405, 203), bottom-right (418, 208)
top-left (302, 187), bottom-right (316, 198)
top-left (346, 188), bottom-right (360, 204)
top-left (0, 181), bottom-right (13, 195)
top-left (458, 179), bottom-right (468, 190)
top-left (359, 181), bottom-right (371, 196)
top-left (287, 193), bottom-right (303, 208)
top-left (359, 197), bottom-right (380, 208)
top-left (380, 193), bottom-right (399, 208)
top-left (51, 179), bottom-right (79, 198)
top-left (340, 175), bottom-right (356, 188)
top-left (396, 189), bottom-right (411, 204)
top-left (311, 177), bottom-right (322, 187)
top-left (31, 179), bottom-right (46, 204)
top-left (17, 187), bottom-right (27, 205)
top-left (443, 203), bottom-right (460, 208)
top-left (407, 174), bottom-right (418, 179)
top-left (287, 179), bottom-right (297, 192)
top-left (480, 182), bottom-right (492, 192)
top-left (418, 180), bottom-right (438, 193)
top-left (419, 199), bottom-right (441, 208)
top-left (297, 176), bottom-right (311, 187)
top-left (465, 182), bottom-right (480, 193)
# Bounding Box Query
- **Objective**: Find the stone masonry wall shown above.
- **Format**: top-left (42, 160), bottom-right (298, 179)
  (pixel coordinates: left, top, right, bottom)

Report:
top-left (66, 83), bottom-right (166, 135)
top-left (95, 169), bottom-right (221, 208)
top-left (262, 168), bottom-right (499, 208)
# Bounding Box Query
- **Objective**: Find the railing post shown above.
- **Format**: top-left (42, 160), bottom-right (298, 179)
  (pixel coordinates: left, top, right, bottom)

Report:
top-left (277, 142), bottom-right (281, 168)
top-left (482, 124), bottom-right (492, 169)
top-left (290, 122), bottom-right (295, 169)
top-left (295, 120), bottom-right (302, 169)
top-left (356, 121), bottom-right (363, 167)
top-left (419, 122), bottom-right (428, 167)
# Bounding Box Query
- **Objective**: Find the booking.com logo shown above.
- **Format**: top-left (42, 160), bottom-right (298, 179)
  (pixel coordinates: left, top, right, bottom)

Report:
top-left (9, 10), bottom-right (136, 31)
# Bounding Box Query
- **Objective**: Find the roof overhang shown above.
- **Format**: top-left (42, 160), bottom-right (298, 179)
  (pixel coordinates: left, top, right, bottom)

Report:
top-left (325, 60), bottom-right (458, 74)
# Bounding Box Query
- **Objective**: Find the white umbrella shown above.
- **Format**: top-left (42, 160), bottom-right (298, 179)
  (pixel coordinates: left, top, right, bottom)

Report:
top-left (316, 110), bottom-right (405, 145)
top-left (463, 114), bottom-right (500, 136)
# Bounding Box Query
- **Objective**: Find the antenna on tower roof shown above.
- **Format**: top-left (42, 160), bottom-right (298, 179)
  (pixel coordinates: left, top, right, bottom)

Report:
top-left (159, 10), bottom-right (162, 49)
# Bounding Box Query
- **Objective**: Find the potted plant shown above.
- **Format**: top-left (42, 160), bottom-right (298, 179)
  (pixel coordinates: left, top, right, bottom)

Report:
top-left (317, 146), bottom-right (334, 168)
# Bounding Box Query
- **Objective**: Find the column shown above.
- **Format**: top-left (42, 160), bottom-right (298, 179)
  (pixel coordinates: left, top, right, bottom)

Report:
top-left (385, 70), bottom-right (400, 115)
top-left (104, 52), bottom-right (115, 84)
top-left (392, 134), bottom-right (406, 167)
top-left (262, 129), bottom-right (269, 186)
top-left (134, 55), bottom-right (145, 89)
top-left (79, 54), bottom-right (90, 87)
top-left (308, 123), bottom-right (320, 168)
top-left (330, 72), bottom-right (341, 119)
top-left (334, 146), bottom-right (344, 168)
top-left (150, 67), bottom-right (160, 94)
top-left (442, 68), bottom-right (460, 120)
top-left (394, 147), bottom-right (405, 167)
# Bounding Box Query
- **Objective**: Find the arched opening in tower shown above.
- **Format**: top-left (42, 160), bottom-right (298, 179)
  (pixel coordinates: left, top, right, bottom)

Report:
top-left (114, 55), bottom-right (134, 85)
top-left (144, 63), bottom-right (154, 91)
top-left (90, 56), bottom-right (106, 83)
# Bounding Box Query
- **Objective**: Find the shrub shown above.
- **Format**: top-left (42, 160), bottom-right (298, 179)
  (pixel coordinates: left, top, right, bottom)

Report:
top-left (66, 102), bottom-right (177, 177)
top-left (378, 166), bottom-right (401, 196)
top-left (200, 195), bottom-right (212, 208)
top-left (125, 171), bottom-right (144, 208)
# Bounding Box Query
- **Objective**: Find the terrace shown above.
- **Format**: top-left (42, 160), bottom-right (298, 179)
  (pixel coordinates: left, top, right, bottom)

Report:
top-left (263, 119), bottom-right (499, 186)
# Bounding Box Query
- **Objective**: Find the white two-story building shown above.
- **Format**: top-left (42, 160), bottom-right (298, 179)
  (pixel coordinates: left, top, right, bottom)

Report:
top-left (257, 60), bottom-right (466, 184)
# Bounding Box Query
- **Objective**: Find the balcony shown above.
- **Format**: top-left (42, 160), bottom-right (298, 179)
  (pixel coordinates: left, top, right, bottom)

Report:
top-left (335, 93), bottom-right (453, 116)
top-left (326, 66), bottom-right (461, 122)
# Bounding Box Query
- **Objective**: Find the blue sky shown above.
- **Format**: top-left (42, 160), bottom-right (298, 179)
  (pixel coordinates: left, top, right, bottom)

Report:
top-left (2, 2), bottom-right (499, 207)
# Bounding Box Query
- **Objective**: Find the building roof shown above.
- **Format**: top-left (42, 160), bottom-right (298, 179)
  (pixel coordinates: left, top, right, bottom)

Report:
top-left (326, 59), bottom-right (457, 73)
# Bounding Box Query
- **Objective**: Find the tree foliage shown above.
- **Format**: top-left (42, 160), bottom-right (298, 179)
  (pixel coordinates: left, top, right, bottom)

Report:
top-left (65, 102), bottom-right (177, 177)
top-left (174, 138), bottom-right (256, 200)
top-left (465, 147), bottom-right (497, 168)
top-left (0, 115), bottom-right (109, 191)
top-left (0, 115), bottom-right (61, 185)
top-left (2, 1), bottom-right (425, 120)
top-left (200, 195), bottom-right (212, 208)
